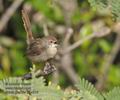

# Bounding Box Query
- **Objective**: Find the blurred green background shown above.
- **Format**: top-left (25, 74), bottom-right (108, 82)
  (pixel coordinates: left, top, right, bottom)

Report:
top-left (0, 0), bottom-right (120, 91)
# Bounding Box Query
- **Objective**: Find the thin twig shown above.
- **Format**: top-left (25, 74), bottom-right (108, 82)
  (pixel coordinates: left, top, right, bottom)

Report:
top-left (63, 28), bottom-right (73, 46)
top-left (61, 54), bottom-right (79, 84)
top-left (63, 27), bottom-right (73, 45)
top-left (22, 62), bottom-right (56, 80)
top-left (96, 33), bottom-right (120, 90)
top-left (52, 68), bottom-right (59, 84)
top-left (60, 26), bottom-right (110, 83)
top-left (61, 27), bottom-right (79, 84)
top-left (63, 34), bottom-right (95, 54)
top-left (0, 0), bottom-right (4, 13)
top-left (43, 23), bottom-right (49, 36)
top-left (62, 23), bottom-right (111, 55)
top-left (0, 0), bottom-right (24, 32)
top-left (60, 27), bottom-right (111, 83)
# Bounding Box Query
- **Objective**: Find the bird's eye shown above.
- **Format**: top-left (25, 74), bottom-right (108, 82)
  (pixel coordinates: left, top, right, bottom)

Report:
top-left (50, 40), bottom-right (53, 43)
top-left (54, 41), bottom-right (57, 44)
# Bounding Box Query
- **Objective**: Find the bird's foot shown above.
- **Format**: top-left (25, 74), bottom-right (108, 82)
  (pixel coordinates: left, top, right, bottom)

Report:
top-left (43, 62), bottom-right (56, 75)
top-left (22, 62), bottom-right (56, 80)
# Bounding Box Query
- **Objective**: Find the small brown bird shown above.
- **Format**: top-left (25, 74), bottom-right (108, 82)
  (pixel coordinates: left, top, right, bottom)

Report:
top-left (26, 36), bottom-right (58, 63)
top-left (22, 9), bottom-right (58, 78)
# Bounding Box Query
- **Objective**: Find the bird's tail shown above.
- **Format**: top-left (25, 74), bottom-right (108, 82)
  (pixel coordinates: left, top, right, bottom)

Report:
top-left (22, 9), bottom-right (34, 44)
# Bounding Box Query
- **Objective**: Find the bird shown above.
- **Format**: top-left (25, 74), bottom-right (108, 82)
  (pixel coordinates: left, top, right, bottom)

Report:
top-left (22, 9), bottom-right (58, 79)
top-left (26, 35), bottom-right (58, 63)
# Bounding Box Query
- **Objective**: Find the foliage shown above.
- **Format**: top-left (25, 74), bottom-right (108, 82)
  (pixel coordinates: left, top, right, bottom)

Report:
top-left (0, 74), bottom-right (120, 100)
top-left (0, 0), bottom-right (120, 99)
top-left (88, 0), bottom-right (120, 21)
top-left (0, 66), bottom-right (64, 100)
top-left (75, 78), bottom-right (104, 100)
top-left (0, 66), bottom-right (120, 100)
top-left (104, 87), bottom-right (120, 100)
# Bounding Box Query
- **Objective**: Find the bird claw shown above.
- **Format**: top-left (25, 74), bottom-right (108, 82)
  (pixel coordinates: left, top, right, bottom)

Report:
top-left (43, 62), bottom-right (56, 75)
top-left (22, 62), bottom-right (56, 80)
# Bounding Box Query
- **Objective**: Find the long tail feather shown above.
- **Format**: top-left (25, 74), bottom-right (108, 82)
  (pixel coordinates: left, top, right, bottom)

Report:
top-left (22, 9), bottom-right (34, 44)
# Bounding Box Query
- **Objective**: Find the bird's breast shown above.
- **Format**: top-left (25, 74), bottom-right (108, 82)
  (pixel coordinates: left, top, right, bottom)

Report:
top-left (47, 47), bottom-right (57, 58)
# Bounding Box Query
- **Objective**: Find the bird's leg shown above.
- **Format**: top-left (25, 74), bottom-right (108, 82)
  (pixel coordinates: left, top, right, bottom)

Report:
top-left (22, 61), bottom-right (56, 80)
top-left (43, 61), bottom-right (56, 75)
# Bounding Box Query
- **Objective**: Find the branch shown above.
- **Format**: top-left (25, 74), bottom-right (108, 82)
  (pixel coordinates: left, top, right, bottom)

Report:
top-left (60, 27), bottom-right (79, 84)
top-left (63, 27), bottom-right (73, 45)
top-left (22, 62), bottom-right (56, 80)
top-left (62, 26), bottom-right (111, 54)
top-left (32, 11), bottom-right (49, 36)
top-left (59, 26), bottom-right (111, 84)
top-left (43, 23), bottom-right (49, 36)
top-left (96, 33), bottom-right (120, 91)
top-left (62, 34), bottom-right (95, 54)
top-left (0, 0), bottom-right (4, 13)
top-left (0, 0), bottom-right (24, 32)
top-left (61, 54), bottom-right (79, 84)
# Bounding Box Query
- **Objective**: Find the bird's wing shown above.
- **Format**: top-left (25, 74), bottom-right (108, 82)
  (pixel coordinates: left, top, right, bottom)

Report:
top-left (26, 38), bottom-right (46, 56)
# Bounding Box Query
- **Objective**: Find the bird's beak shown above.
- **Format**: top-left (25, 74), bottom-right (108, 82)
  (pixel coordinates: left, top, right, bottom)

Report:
top-left (55, 44), bottom-right (58, 47)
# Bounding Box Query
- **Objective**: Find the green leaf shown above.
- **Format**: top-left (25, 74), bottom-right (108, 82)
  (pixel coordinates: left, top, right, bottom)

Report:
top-left (75, 78), bottom-right (104, 100)
top-left (88, 0), bottom-right (108, 10)
top-left (108, 66), bottom-right (120, 85)
top-left (105, 87), bottom-right (120, 100)
top-left (111, 0), bottom-right (120, 21)
top-left (99, 39), bottom-right (111, 53)
top-left (88, 0), bottom-right (120, 21)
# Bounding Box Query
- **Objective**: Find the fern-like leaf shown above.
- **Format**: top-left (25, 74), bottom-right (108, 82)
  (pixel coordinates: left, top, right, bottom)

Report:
top-left (75, 78), bottom-right (104, 100)
top-left (110, 0), bottom-right (120, 21)
top-left (88, 0), bottom-right (108, 10)
top-left (30, 65), bottom-right (64, 100)
top-left (104, 87), bottom-right (120, 100)
top-left (88, 0), bottom-right (120, 21)
top-left (31, 78), bottom-right (64, 100)
top-left (0, 77), bottom-right (32, 98)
